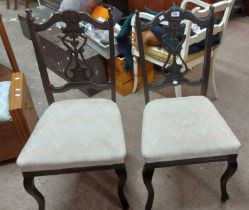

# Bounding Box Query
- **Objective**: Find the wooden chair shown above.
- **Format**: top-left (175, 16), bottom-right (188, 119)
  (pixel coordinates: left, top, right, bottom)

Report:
top-left (0, 14), bottom-right (38, 161)
top-left (135, 6), bottom-right (241, 210)
top-left (16, 9), bottom-right (129, 210)
top-left (6, 0), bottom-right (30, 10)
top-left (131, 0), bottom-right (235, 99)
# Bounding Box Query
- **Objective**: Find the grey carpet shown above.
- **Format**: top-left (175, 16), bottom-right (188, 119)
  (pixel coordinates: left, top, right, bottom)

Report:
top-left (0, 1), bottom-right (249, 210)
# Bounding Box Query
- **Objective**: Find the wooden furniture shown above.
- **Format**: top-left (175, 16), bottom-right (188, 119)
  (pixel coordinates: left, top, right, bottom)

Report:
top-left (136, 6), bottom-right (240, 210)
top-left (0, 14), bottom-right (19, 72)
top-left (0, 14), bottom-right (38, 162)
top-left (233, 0), bottom-right (246, 16)
top-left (0, 72), bottom-right (38, 161)
top-left (131, 0), bottom-right (235, 98)
top-left (128, 0), bottom-right (216, 12)
top-left (106, 57), bottom-right (154, 96)
top-left (6, 0), bottom-right (30, 10)
top-left (16, 10), bottom-right (128, 210)
top-left (243, 0), bottom-right (249, 16)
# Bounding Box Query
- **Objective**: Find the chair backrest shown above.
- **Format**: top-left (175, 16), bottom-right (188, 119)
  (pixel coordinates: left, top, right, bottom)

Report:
top-left (135, 5), bottom-right (215, 104)
top-left (26, 9), bottom-right (116, 105)
top-left (180, 0), bottom-right (235, 59)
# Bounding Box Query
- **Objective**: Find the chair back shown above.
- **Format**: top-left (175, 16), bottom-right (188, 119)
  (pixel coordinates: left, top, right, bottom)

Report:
top-left (135, 5), bottom-right (215, 104)
top-left (26, 9), bottom-right (116, 105)
top-left (180, 0), bottom-right (235, 59)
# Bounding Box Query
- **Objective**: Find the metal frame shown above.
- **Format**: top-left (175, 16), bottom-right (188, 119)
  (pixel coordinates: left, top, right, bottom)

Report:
top-left (135, 6), bottom-right (238, 210)
top-left (23, 9), bottom-right (129, 210)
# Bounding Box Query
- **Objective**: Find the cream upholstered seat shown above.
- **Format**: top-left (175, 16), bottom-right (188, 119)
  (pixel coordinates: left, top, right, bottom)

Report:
top-left (142, 96), bottom-right (241, 163)
top-left (17, 99), bottom-right (126, 172)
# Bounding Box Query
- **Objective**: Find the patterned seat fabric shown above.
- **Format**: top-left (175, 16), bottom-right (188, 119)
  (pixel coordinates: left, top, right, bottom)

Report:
top-left (17, 99), bottom-right (126, 172)
top-left (142, 96), bottom-right (241, 163)
top-left (0, 81), bottom-right (11, 121)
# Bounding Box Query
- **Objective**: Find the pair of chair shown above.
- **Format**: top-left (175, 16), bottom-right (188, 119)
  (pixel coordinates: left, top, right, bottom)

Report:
top-left (131, 0), bottom-right (235, 99)
top-left (16, 6), bottom-right (240, 210)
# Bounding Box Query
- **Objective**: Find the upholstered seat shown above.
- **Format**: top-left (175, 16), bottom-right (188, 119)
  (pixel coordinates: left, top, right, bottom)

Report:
top-left (0, 81), bottom-right (11, 121)
top-left (142, 96), bottom-right (241, 163)
top-left (17, 99), bottom-right (126, 172)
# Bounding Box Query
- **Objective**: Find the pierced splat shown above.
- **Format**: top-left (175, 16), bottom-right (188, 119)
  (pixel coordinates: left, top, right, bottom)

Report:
top-left (59, 33), bottom-right (93, 82)
top-left (26, 9), bottom-right (116, 104)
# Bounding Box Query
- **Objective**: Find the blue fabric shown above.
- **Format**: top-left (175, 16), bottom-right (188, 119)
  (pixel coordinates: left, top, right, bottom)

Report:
top-left (117, 13), bottom-right (134, 71)
top-left (151, 20), bottom-right (221, 54)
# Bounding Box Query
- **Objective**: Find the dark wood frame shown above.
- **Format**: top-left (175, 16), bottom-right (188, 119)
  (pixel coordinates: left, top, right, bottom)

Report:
top-left (23, 164), bottom-right (129, 210)
top-left (23, 9), bottom-right (129, 209)
top-left (135, 6), bottom-right (238, 210)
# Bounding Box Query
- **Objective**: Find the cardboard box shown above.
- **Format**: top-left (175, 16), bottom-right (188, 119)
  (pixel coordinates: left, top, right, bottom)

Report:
top-left (107, 57), bottom-right (154, 96)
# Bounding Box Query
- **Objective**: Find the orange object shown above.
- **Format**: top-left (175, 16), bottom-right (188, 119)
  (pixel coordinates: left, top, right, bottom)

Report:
top-left (92, 5), bottom-right (109, 22)
top-left (106, 57), bottom-right (154, 96)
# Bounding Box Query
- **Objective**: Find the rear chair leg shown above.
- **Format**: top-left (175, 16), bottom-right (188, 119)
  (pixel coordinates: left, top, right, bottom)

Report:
top-left (23, 175), bottom-right (45, 210)
top-left (115, 166), bottom-right (129, 209)
top-left (133, 57), bottom-right (138, 93)
top-left (143, 165), bottom-right (155, 210)
top-left (220, 159), bottom-right (238, 202)
top-left (210, 54), bottom-right (219, 99)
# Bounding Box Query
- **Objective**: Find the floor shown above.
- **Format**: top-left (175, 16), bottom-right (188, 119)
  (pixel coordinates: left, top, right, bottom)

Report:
top-left (0, 1), bottom-right (249, 210)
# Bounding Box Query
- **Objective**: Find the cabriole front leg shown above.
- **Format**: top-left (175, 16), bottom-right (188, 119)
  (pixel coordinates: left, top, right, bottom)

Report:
top-left (220, 159), bottom-right (238, 202)
top-left (115, 166), bottom-right (129, 209)
top-left (143, 165), bottom-right (155, 210)
top-left (23, 175), bottom-right (45, 210)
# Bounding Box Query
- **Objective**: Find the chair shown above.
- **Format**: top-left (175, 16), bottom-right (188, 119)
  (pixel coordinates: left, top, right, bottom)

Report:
top-left (131, 0), bottom-right (235, 99)
top-left (0, 13), bottom-right (38, 161)
top-left (6, 0), bottom-right (30, 10)
top-left (135, 5), bottom-right (241, 210)
top-left (16, 9), bottom-right (129, 210)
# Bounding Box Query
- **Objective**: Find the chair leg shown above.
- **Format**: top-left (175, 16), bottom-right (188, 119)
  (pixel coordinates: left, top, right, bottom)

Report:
top-left (23, 176), bottom-right (45, 210)
top-left (6, 0), bottom-right (10, 9)
top-left (25, 0), bottom-right (29, 9)
top-left (14, 0), bottom-right (18, 10)
top-left (210, 55), bottom-right (219, 99)
top-left (115, 166), bottom-right (129, 209)
top-left (220, 159), bottom-right (238, 202)
top-left (132, 57), bottom-right (138, 93)
top-left (175, 85), bottom-right (182, 97)
top-left (143, 165), bottom-right (155, 210)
